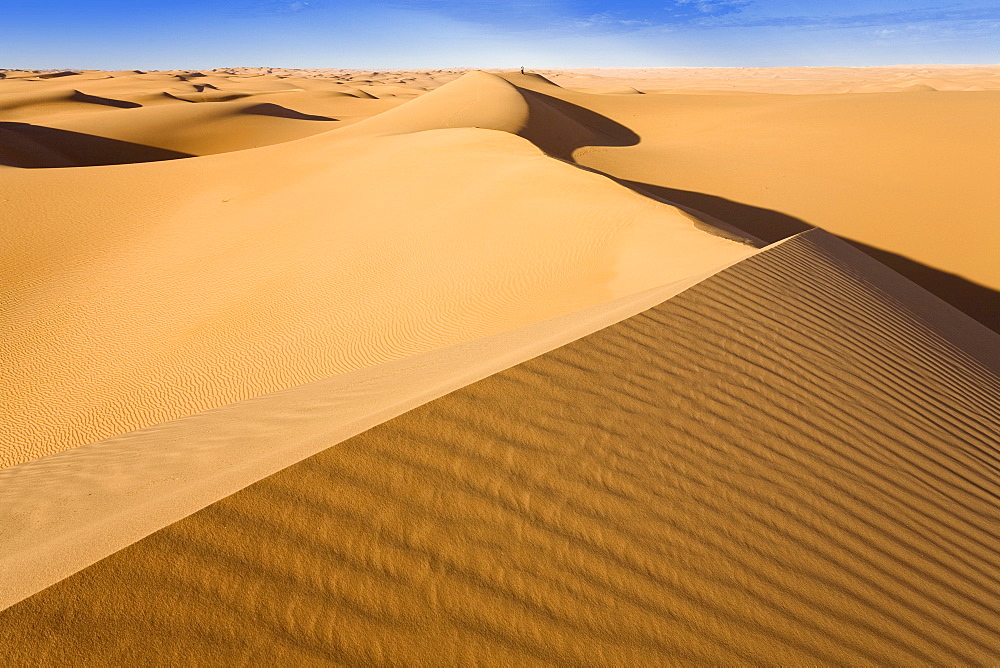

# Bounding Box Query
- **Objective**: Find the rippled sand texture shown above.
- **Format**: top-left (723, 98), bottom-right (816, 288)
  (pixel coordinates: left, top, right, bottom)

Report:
top-left (0, 272), bottom-right (739, 612)
top-left (2, 230), bottom-right (996, 665)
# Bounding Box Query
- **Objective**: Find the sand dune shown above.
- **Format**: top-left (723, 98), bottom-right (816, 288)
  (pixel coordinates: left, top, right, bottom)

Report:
top-left (540, 65), bottom-right (1000, 94)
top-left (0, 267), bottom-right (747, 614)
top-left (0, 71), bottom-right (754, 464)
top-left (500, 71), bottom-right (1000, 331)
top-left (1, 66), bottom-right (998, 664)
top-left (4, 100), bottom-right (342, 165)
top-left (338, 71), bottom-right (647, 165)
top-left (0, 73), bottom-right (410, 163)
top-left (2, 230), bottom-right (996, 664)
top-left (0, 88), bottom-right (146, 122)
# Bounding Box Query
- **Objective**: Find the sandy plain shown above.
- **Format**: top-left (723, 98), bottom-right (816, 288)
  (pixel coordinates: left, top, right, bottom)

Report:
top-left (1, 65), bottom-right (998, 664)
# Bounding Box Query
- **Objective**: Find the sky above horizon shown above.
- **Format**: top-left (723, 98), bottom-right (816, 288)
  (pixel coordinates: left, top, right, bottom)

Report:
top-left (3, 0), bottom-right (999, 69)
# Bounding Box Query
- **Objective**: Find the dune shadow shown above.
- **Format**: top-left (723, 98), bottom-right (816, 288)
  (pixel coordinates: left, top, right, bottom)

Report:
top-left (619, 182), bottom-right (999, 333)
top-left (619, 181), bottom-right (811, 242)
top-left (489, 86), bottom-right (998, 331)
top-left (242, 102), bottom-right (335, 122)
top-left (844, 240), bottom-right (1000, 333)
top-left (0, 122), bottom-right (194, 168)
top-left (37, 71), bottom-right (80, 80)
top-left (508, 84), bottom-right (639, 159)
top-left (69, 90), bottom-right (141, 109)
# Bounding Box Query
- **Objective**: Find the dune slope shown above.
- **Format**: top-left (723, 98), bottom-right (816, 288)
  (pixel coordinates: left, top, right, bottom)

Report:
top-left (0, 269), bottom-right (748, 613)
top-left (2, 230), bottom-right (996, 665)
top-left (0, 70), bottom-right (426, 164)
top-left (501, 72), bottom-right (1000, 330)
top-left (340, 71), bottom-right (637, 161)
top-left (3, 66), bottom-right (997, 324)
top-left (0, 71), bottom-right (753, 466)
top-left (538, 65), bottom-right (1000, 94)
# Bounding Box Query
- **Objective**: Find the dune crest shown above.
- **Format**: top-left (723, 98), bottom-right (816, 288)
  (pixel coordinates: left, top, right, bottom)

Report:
top-left (2, 230), bottom-right (996, 664)
top-left (2, 66), bottom-right (998, 664)
top-left (339, 70), bottom-right (628, 160)
top-left (0, 262), bottom-right (751, 613)
top-left (0, 72), bottom-right (754, 464)
top-left (512, 72), bottom-right (1000, 329)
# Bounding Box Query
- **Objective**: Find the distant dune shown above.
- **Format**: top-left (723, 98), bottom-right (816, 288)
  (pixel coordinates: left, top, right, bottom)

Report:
top-left (1, 66), bottom-right (998, 664)
top-left (512, 69), bottom-right (1000, 331)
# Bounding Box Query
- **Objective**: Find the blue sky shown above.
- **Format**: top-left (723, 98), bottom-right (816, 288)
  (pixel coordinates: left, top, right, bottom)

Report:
top-left (3, 1), bottom-right (999, 69)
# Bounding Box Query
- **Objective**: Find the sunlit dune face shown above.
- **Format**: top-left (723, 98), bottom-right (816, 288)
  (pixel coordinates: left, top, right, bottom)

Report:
top-left (1, 66), bottom-right (997, 665)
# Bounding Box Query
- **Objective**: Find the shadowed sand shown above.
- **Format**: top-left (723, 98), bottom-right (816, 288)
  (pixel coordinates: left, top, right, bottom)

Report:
top-left (1, 230), bottom-right (996, 664)
top-left (616, 182), bottom-right (1000, 332)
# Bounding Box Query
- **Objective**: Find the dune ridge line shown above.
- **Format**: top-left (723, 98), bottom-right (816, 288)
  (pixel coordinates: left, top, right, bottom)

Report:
top-left (0, 228), bottom-right (996, 663)
top-left (0, 251), bottom-right (756, 613)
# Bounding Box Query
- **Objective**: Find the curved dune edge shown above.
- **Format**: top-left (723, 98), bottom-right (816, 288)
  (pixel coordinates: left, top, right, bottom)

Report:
top-left (1, 229), bottom-right (997, 664)
top-left (2, 71), bottom-right (756, 466)
top-left (6, 67), bottom-right (996, 329)
top-left (0, 251), bottom-right (754, 614)
top-left (0, 129), bottom-right (755, 465)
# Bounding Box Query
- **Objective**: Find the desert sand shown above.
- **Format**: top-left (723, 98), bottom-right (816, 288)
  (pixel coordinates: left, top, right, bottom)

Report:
top-left (1, 70), bottom-right (756, 464)
top-left (1, 66), bottom-right (998, 663)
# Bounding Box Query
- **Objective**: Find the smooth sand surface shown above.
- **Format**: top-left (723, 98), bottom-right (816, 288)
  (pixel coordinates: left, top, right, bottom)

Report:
top-left (1, 70), bottom-right (755, 465)
top-left (2, 66), bottom-right (998, 663)
top-left (9, 65), bottom-right (990, 325)
top-left (507, 69), bottom-right (1000, 331)
top-left (2, 230), bottom-right (996, 664)
top-left (538, 65), bottom-right (1000, 94)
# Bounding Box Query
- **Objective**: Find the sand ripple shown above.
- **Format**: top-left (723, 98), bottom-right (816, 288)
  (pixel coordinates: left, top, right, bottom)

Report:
top-left (2, 230), bottom-right (996, 664)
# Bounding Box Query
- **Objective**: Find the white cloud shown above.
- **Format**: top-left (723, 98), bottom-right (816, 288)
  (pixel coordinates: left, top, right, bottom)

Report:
top-left (668, 0), bottom-right (754, 16)
top-left (568, 12), bottom-right (653, 29)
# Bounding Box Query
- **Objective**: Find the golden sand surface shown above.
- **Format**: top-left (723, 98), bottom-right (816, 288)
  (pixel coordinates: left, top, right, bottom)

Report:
top-left (2, 230), bottom-right (997, 664)
top-left (539, 65), bottom-right (1000, 93)
top-left (1, 65), bottom-right (998, 663)
top-left (4, 66), bottom-right (999, 463)
top-left (0, 70), bottom-right (755, 464)
top-left (0, 267), bottom-right (746, 612)
top-left (518, 69), bottom-right (1000, 330)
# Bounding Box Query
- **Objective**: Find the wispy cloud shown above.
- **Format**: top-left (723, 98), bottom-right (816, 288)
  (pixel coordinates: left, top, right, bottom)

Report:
top-left (382, 0), bottom-right (1000, 37)
top-left (870, 17), bottom-right (1000, 44)
top-left (665, 0), bottom-right (754, 19)
top-left (708, 4), bottom-right (1000, 30)
top-left (240, 0), bottom-right (319, 17)
top-left (271, 0), bottom-right (1000, 46)
top-left (381, 0), bottom-right (658, 36)
top-left (566, 12), bottom-right (653, 30)
top-left (384, 0), bottom-right (565, 24)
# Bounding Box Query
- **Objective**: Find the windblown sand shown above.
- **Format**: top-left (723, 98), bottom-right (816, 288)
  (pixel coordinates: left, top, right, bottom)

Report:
top-left (2, 230), bottom-right (997, 664)
top-left (1, 66), bottom-right (998, 664)
top-left (0, 70), bottom-right (755, 464)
